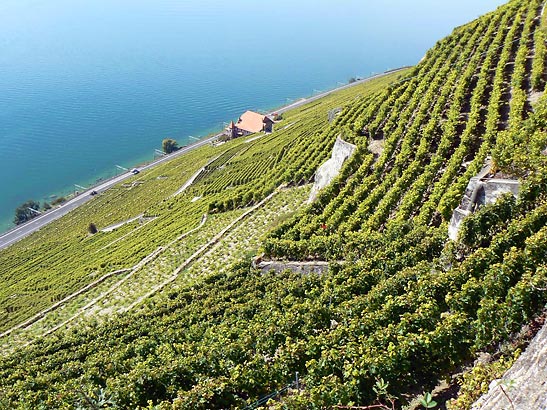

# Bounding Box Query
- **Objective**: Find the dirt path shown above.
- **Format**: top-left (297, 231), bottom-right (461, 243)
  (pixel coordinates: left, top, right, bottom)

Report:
top-left (0, 268), bottom-right (131, 339)
top-left (101, 214), bottom-right (144, 232)
top-left (0, 215), bottom-right (208, 346)
top-left (122, 187), bottom-right (284, 312)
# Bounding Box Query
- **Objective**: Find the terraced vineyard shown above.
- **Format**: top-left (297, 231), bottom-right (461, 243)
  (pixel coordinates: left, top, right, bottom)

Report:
top-left (1, 0), bottom-right (547, 408)
top-left (265, 0), bottom-right (546, 258)
top-left (0, 73), bottom-right (398, 335)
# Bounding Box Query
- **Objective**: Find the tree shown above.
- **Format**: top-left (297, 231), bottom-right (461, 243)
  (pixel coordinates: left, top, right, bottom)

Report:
top-left (88, 223), bottom-right (98, 234)
top-left (13, 200), bottom-right (40, 225)
top-left (162, 138), bottom-right (179, 154)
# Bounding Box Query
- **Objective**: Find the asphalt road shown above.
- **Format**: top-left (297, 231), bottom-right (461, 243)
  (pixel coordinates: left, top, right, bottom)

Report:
top-left (0, 67), bottom-right (410, 251)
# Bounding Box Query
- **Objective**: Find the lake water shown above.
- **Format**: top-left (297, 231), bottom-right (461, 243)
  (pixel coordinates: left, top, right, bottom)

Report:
top-left (0, 0), bottom-right (506, 233)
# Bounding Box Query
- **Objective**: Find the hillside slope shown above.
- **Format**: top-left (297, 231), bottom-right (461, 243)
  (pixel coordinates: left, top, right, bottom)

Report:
top-left (0, 73), bottom-right (396, 335)
top-left (1, 0), bottom-right (547, 408)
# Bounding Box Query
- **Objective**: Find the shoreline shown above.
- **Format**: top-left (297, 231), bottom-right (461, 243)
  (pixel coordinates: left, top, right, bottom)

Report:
top-left (0, 66), bottom-right (412, 248)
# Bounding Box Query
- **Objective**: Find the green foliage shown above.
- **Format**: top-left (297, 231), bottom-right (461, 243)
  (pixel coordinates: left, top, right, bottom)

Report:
top-left (457, 193), bottom-right (516, 249)
top-left (419, 392), bottom-right (438, 409)
top-left (13, 199), bottom-right (40, 225)
top-left (492, 95), bottom-right (547, 176)
top-left (1, 1), bottom-right (547, 409)
top-left (531, 28), bottom-right (546, 91)
top-left (162, 138), bottom-right (179, 154)
top-left (75, 388), bottom-right (118, 409)
top-left (447, 352), bottom-right (518, 410)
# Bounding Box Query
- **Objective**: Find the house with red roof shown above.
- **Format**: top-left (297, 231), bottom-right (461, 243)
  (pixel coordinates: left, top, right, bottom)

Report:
top-left (226, 111), bottom-right (275, 139)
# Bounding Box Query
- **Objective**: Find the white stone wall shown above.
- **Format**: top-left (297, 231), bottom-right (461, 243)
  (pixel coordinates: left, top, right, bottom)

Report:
top-left (308, 136), bottom-right (357, 203)
top-left (472, 321), bottom-right (547, 410)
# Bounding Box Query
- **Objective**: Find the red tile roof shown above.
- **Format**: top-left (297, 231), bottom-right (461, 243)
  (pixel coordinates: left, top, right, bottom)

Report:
top-left (235, 111), bottom-right (268, 133)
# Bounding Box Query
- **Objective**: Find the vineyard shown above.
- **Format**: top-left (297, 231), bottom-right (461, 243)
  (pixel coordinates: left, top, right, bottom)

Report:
top-left (0, 72), bottom-right (396, 335)
top-left (1, 0), bottom-right (547, 408)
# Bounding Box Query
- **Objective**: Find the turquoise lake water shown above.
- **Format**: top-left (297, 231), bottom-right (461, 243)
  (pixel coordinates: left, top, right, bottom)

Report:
top-left (0, 0), bottom-right (506, 233)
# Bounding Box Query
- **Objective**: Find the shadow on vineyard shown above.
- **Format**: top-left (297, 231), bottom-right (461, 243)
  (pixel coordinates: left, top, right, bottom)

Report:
top-left (1, 0), bottom-right (547, 408)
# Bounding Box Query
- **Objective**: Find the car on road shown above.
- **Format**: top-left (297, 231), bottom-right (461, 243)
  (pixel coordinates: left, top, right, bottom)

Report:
top-left (131, 168), bottom-right (140, 175)
top-left (90, 190), bottom-right (98, 196)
